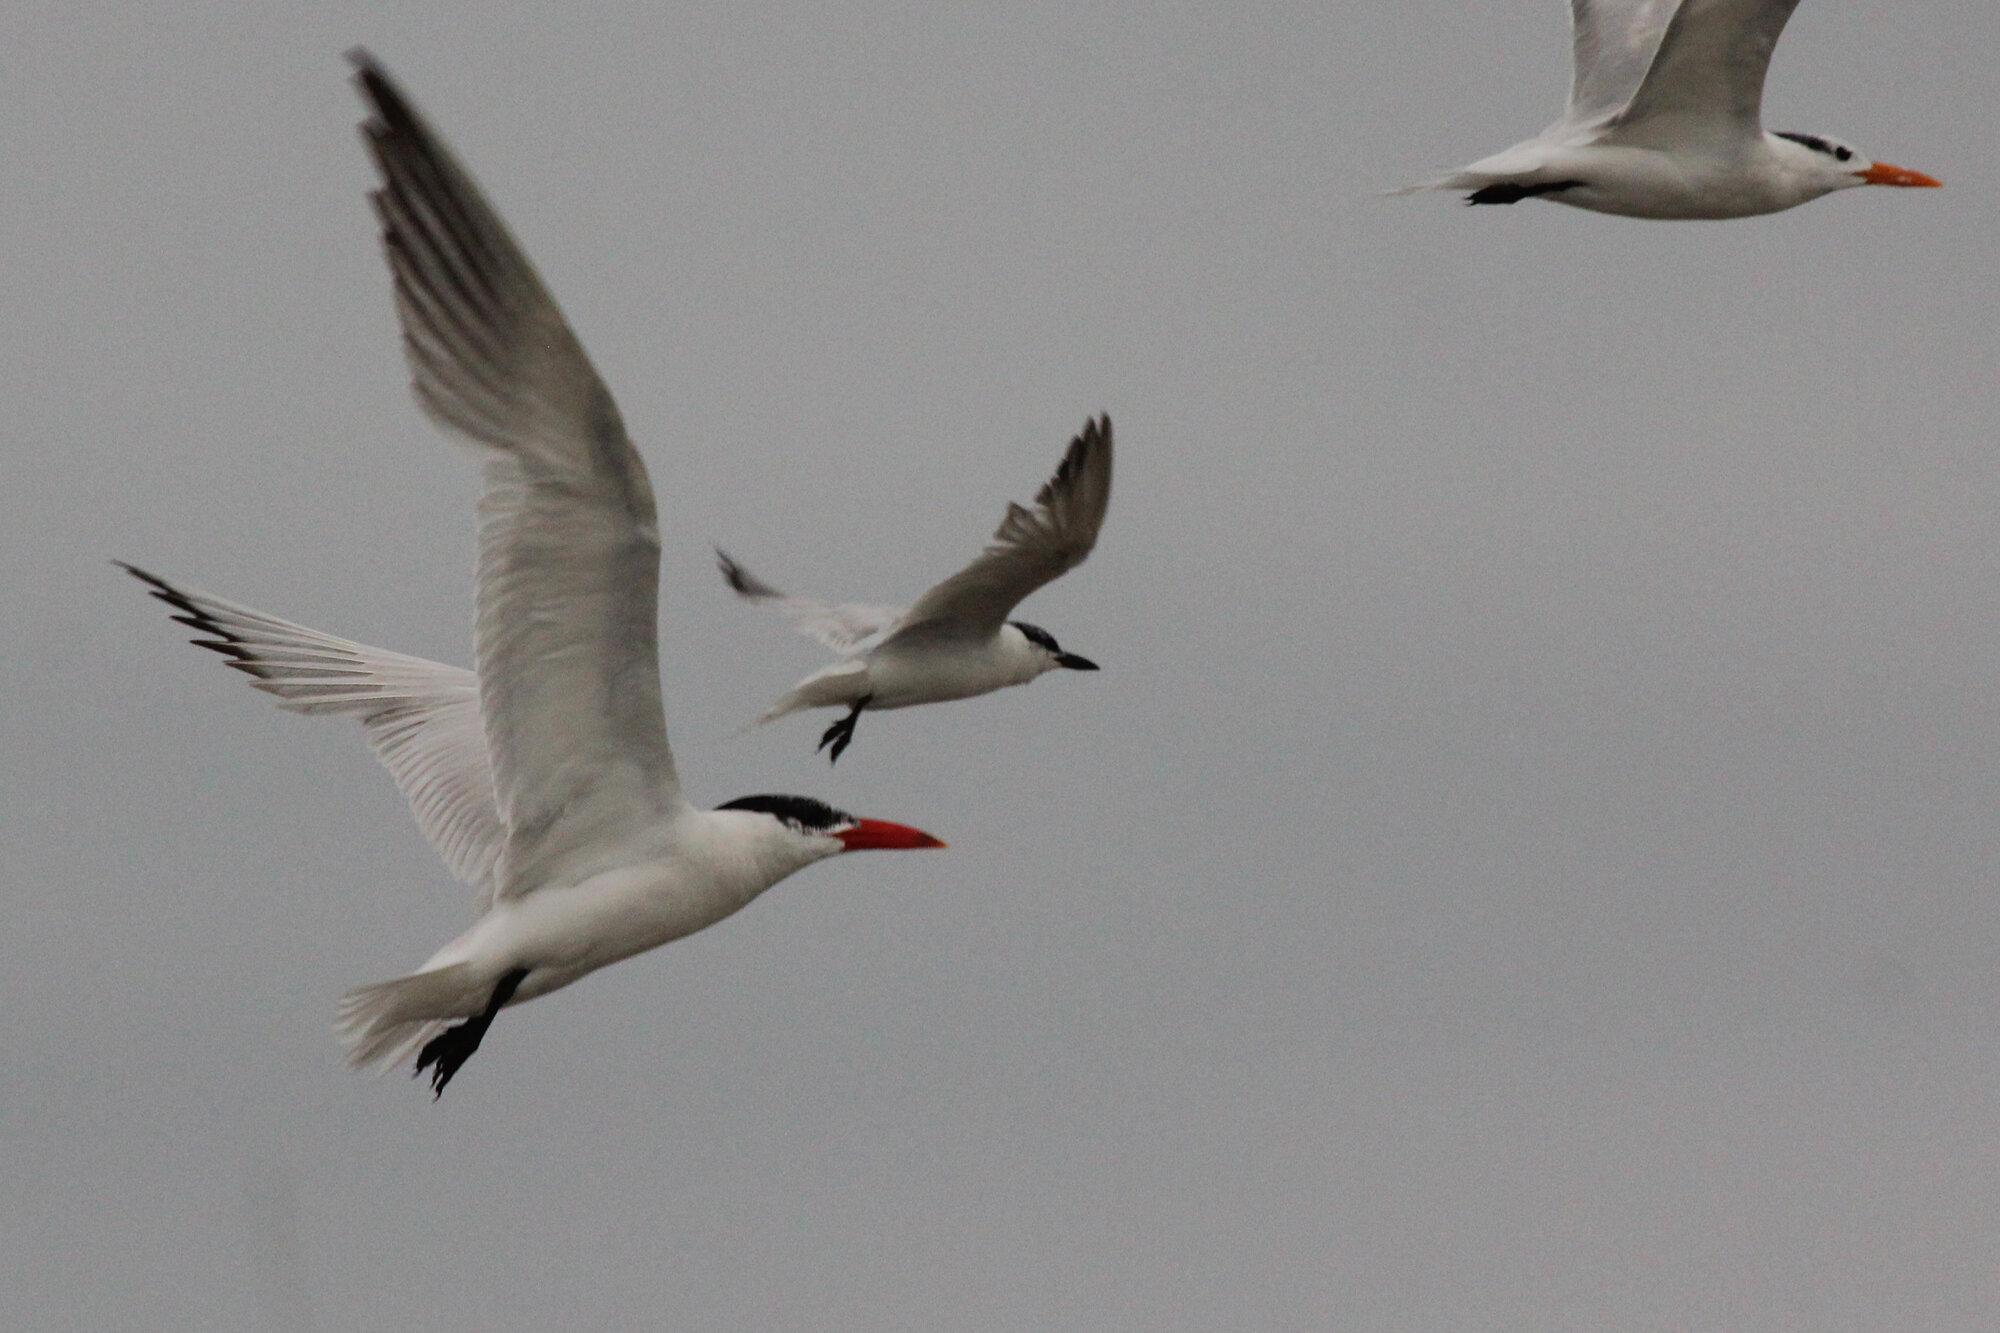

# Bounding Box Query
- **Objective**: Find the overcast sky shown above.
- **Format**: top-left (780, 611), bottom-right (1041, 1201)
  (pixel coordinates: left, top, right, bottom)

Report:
top-left (7, 2), bottom-right (2000, 1328)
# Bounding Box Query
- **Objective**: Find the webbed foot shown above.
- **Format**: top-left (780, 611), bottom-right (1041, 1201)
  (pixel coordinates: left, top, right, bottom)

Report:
top-left (816, 695), bottom-right (872, 765)
top-left (414, 967), bottom-right (527, 1099)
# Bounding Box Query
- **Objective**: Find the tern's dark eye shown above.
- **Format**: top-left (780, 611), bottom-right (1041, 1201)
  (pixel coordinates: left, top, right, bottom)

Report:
top-left (1776, 130), bottom-right (1832, 158)
top-left (1775, 131), bottom-right (1849, 164)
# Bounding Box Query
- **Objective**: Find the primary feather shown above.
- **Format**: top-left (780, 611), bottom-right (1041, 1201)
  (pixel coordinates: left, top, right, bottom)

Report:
top-left (894, 417), bottom-right (1113, 642)
top-left (354, 53), bottom-right (687, 897)
top-left (120, 563), bottom-right (505, 898)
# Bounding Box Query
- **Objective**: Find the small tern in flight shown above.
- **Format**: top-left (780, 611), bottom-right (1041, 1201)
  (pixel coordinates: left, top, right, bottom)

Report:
top-left (123, 52), bottom-right (943, 1097)
top-left (1398, 0), bottom-right (1939, 219)
top-left (718, 416), bottom-right (1112, 762)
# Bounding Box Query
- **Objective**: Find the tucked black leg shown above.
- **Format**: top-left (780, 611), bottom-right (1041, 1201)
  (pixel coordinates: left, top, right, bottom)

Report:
top-left (415, 967), bottom-right (528, 1099)
top-left (1465, 179), bottom-right (1586, 206)
top-left (817, 695), bottom-right (871, 765)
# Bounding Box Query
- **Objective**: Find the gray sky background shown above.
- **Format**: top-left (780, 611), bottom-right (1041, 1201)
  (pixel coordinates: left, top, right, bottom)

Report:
top-left (7, 2), bottom-right (2000, 1328)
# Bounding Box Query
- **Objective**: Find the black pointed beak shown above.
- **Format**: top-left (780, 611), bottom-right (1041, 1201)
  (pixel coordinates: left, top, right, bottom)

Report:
top-left (1056, 653), bottom-right (1098, 671)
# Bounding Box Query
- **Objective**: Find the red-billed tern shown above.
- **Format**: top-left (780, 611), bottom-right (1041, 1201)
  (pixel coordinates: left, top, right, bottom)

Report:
top-left (122, 52), bottom-right (944, 1098)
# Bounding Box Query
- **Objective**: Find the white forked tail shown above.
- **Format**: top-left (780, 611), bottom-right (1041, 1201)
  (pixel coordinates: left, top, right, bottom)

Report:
top-left (335, 962), bottom-right (483, 1071)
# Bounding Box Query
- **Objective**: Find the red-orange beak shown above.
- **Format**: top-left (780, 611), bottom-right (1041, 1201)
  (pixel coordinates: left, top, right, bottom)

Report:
top-left (1858, 162), bottom-right (1941, 188)
top-left (836, 818), bottom-right (947, 851)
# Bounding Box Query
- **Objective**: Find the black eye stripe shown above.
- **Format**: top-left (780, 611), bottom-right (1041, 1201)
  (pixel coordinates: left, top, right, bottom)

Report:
top-left (1775, 131), bottom-right (1851, 162)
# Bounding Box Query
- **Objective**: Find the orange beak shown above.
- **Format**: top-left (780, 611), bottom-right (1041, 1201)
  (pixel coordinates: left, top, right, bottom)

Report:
top-left (1857, 162), bottom-right (1941, 188)
top-left (836, 818), bottom-right (947, 851)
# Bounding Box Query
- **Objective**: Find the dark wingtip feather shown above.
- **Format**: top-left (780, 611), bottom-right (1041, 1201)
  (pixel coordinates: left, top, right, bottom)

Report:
top-left (346, 48), bottom-right (404, 125)
top-left (715, 549), bottom-right (783, 600)
top-left (347, 50), bottom-right (435, 181)
top-left (715, 548), bottom-right (748, 592)
top-left (121, 562), bottom-right (205, 621)
top-left (119, 562), bottom-right (258, 661)
top-left (1038, 413), bottom-right (1112, 508)
top-left (115, 559), bottom-right (168, 594)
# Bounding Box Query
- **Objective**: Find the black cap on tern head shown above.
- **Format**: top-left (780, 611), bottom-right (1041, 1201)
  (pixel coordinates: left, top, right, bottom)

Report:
top-left (715, 794), bottom-right (855, 835)
top-left (716, 794), bottom-right (946, 851)
top-left (1011, 620), bottom-right (1098, 670)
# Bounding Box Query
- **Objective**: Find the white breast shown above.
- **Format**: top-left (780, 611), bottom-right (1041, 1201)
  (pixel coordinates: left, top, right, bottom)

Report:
top-left (865, 631), bottom-right (1045, 709)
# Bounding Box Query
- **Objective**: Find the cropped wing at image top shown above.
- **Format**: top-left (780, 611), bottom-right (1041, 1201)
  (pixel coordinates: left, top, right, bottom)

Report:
top-left (1397, 0), bottom-right (1939, 218)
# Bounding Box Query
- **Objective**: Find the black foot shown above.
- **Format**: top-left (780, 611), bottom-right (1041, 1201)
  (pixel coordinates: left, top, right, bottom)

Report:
top-left (414, 967), bottom-right (527, 1099)
top-left (816, 695), bottom-right (871, 765)
top-left (1465, 179), bottom-right (1586, 206)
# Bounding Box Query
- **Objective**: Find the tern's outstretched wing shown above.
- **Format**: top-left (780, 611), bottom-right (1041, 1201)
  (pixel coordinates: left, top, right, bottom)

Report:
top-left (1602, 0), bottom-right (1803, 148)
top-left (352, 52), bottom-right (686, 896)
top-left (122, 564), bottom-right (506, 900)
top-left (889, 416), bottom-right (1112, 644)
top-left (714, 551), bottom-right (905, 657)
top-left (1562, 0), bottom-right (1684, 130)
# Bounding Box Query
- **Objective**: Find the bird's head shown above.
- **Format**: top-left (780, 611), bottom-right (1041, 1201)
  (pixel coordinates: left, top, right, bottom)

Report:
top-left (1008, 620), bottom-right (1099, 676)
top-left (1772, 131), bottom-right (1940, 195)
top-left (713, 794), bottom-right (945, 869)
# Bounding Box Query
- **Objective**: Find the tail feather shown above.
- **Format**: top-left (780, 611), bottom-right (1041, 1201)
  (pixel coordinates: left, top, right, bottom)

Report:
top-left (335, 962), bottom-right (481, 1072)
top-left (749, 661), bottom-right (870, 728)
top-left (1387, 168), bottom-right (1494, 197)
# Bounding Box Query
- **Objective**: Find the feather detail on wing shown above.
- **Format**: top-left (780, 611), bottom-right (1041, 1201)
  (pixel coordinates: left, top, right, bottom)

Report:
top-left (715, 550), bottom-right (905, 656)
top-left (351, 52), bottom-right (686, 896)
top-left (120, 564), bottom-right (506, 898)
top-left (749, 660), bottom-right (872, 727)
top-left (891, 415), bottom-right (1113, 643)
top-left (1562, 0), bottom-right (1684, 131)
top-left (1601, 0), bottom-right (1802, 147)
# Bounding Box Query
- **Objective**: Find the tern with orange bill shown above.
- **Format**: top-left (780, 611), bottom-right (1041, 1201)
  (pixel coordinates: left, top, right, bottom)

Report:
top-left (123, 52), bottom-right (944, 1097)
top-left (1397, 0), bottom-right (1939, 219)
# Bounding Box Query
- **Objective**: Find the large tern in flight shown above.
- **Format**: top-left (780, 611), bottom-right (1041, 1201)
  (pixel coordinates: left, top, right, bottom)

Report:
top-left (1398, 0), bottom-right (1939, 218)
top-left (123, 52), bottom-right (944, 1097)
top-left (717, 416), bottom-right (1112, 762)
